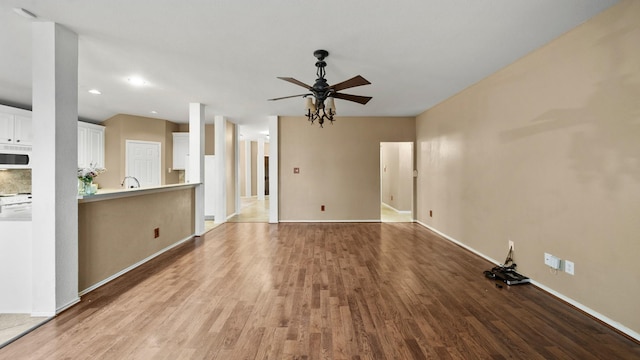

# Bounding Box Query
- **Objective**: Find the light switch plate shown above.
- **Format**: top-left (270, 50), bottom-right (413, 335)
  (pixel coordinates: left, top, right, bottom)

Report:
top-left (564, 260), bottom-right (574, 275)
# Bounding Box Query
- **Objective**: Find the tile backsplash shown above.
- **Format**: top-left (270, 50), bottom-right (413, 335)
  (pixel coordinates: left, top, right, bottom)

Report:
top-left (0, 169), bottom-right (32, 194)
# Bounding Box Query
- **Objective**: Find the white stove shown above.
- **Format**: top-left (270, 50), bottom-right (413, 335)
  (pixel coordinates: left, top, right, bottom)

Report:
top-left (0, 194), bottom-right (32, 206)
top-left (0, 194), bottom-right (32, 219)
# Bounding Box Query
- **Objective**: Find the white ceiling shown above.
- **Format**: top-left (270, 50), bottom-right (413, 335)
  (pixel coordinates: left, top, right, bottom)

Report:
top-left (0, 0), bottom-right (618, 140)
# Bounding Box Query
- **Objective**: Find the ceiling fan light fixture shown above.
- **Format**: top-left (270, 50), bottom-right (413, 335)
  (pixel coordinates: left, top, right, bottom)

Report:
top-left (269, 49), bottom-right (371, 128)
top-left (326, 97), bottom-right (336, 115)
top-left (305, 97), bottom-right (316, 112)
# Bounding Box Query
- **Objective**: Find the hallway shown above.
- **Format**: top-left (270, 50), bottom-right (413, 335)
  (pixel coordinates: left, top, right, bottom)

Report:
top-left (227, 196), bottom-right (269, 223)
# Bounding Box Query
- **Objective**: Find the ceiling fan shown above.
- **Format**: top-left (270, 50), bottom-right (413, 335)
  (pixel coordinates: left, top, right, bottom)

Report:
top-left (268, 49), bottom-right (372, 127)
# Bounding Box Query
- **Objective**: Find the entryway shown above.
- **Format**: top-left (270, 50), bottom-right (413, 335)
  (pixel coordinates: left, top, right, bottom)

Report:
top-left (231, 138), bottom-right (269, 222)
top-left (380, 142), bottom-right (414, 222)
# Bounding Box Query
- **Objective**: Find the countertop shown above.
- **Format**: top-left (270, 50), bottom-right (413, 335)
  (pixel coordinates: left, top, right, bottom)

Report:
top-left (78, 183), bottom-right (198, 203)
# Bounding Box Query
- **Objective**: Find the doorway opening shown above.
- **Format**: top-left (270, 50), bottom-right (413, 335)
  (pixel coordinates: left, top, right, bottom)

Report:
top-left (380, 142), bottom-right (414, 222)
top-left (230, 139), bottom-right (269, 222)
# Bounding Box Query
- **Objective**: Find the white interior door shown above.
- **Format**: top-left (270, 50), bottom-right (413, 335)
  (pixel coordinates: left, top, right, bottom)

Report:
top-left (126, 140), bottom-right (161, 188)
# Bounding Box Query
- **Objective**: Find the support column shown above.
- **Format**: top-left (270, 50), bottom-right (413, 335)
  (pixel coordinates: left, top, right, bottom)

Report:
top-left (188, 103), bottom-right (205, 235)
top-left (214, 116), bottom-right (227, 223)
top-left (257, 138), bottom-right (265, 200)
top-left (32, 22), bottom-right (79, 315)
top-left (234, 129), bottom-right (240, 213)
top-left (268, 116), bottom-right (279, 223)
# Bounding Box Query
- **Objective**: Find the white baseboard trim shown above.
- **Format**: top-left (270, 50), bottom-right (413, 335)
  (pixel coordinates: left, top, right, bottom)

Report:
top-left (56, 297), bottom-right (81, 314)
top-left (415, 221), bottom-right (640, 342)
top-left (529, 280), bottom-right (640, 342)
top-left (417, 221), bottom-right (501, 265)
top-left (226, 213), bottom-right (237, 220)
top-left (78, 234), bottom-right (195, 297)
top-left (280, 219), bottom-right (381, 223)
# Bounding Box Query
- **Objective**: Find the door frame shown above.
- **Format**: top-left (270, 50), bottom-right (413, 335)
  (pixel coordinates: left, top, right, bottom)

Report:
top-left (380, 141), bottom-right (414, 222)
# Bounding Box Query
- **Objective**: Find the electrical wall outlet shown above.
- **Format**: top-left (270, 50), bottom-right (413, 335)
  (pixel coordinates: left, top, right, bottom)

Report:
top-left (544, 252), bottom-right (562, 270)
top-left (508, 240), bottom-right (514, 251)
top-left (564, 260), bottom-right (575, 275)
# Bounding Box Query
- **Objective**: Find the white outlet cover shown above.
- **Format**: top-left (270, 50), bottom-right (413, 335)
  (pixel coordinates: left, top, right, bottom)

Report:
top-left (565, 260), bottom-right (575, 275)
top-left (544, 253), bottom-right (562, 270)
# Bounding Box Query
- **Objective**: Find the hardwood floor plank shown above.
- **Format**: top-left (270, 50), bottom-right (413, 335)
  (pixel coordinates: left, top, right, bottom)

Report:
top-left (1, 223), bottom-right (638, 359)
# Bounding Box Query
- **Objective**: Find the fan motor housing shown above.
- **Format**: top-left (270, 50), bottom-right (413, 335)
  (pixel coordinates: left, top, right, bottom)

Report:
top-left (313, 49), bottom-right (329, 60)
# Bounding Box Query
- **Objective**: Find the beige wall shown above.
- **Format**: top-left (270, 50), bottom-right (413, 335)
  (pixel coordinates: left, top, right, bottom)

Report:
top-left (280, 116), bottom-right (415, 221)
top-left (78, 188), bottom-right (195, 291)
top-left (416, 0), bottom-right (640, 334)
top-left (101, 114), bottom-right (181, 189)
top-left (226, 121), bottom-right (236, 216)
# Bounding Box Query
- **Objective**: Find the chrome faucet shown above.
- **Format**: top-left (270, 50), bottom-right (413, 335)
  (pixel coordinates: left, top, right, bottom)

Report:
top-left (121, 176), bottom-right (141, 188)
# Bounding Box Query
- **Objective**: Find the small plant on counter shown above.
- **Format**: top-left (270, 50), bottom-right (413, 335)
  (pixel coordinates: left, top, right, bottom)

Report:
top-left (78, 163), bottom-right (106, 195)
top-left (78, 163), bottom-right (106, 184)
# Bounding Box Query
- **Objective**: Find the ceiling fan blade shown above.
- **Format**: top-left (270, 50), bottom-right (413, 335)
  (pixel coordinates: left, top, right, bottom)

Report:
top-left (268, 93), bottom-right (310, 101)
top-left (277, 77), bottom-right (313, 90)
top-left (333, 92), bottom-right (372, 105)
top-left (330, 75), bottom-right (371, 92)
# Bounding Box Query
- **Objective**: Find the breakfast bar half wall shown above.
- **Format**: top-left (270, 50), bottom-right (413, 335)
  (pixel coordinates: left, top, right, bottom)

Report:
top-left (78, 184), bottom-right (196, 294)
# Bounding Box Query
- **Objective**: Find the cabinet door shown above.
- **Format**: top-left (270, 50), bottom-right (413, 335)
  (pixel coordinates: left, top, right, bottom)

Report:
top-left (77, 122), bottom-right (105, 168)
top-left (77, 125), bottom-right (88, 168)
top-left (13, 115), bottom-right (32, 145)
top-left (0, 113), bottom-right (14, 144)
top-left (172, 133), bottom-right (189, 170)
top-left (87, 128), bottom-right (105, 168)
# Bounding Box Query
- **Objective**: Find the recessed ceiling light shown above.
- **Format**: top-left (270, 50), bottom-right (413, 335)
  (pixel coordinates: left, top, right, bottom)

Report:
top-left (127, 77), bottom-right (147, 86)
top-left (150, 111), bottom-right (158, 114)
top-left (13, 8), bottom-right (37, 19)
top-left (88, 89), bottom-right (102, 95)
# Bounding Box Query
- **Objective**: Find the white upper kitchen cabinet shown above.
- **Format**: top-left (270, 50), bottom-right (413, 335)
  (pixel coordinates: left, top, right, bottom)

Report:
top-left (0, 112), bottom-right (32, 146)
top-left (78, 122), bottom-right (105, 168)
top-left (172, 132), bottom-right (189, 170)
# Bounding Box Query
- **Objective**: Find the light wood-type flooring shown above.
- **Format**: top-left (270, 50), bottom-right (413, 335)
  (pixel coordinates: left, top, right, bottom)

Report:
top-left (1, 223), bottom-right (638, 359)
top-left (228, 196), bottom-right (270, 223)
